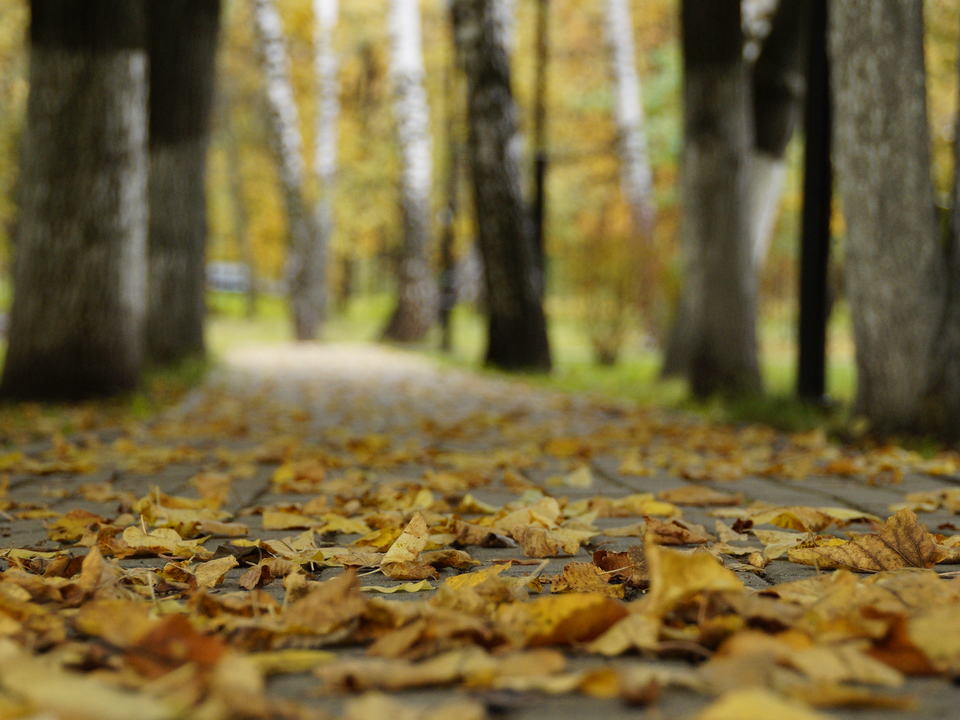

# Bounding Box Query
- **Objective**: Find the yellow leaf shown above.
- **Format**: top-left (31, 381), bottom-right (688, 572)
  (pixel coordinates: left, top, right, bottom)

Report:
top-left (249, 649), bottom-right (336, 675)
top-left (696, 689), bottom-right (830, 720)
top-left (382, 512), bottom-right (429, 565)
top-left (644, 541), bottom-right (743, 617)
top-left (361, 580), bottom-right (434, 593)
top-left (193, 555), bottom-right (239, 589)
top-left (443, 563), bottom-right (508, 590)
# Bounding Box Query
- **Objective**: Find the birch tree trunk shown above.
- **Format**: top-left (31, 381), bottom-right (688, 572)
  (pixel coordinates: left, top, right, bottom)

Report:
top-left (749, 0), bottom-right (809, 269)
top-left (603, 0), bottom-right (656, 233)
top-left (0, 0), bottom-right (148, 400)
top-left (382, 0), bottom-right (438, 342)
top-left (253, 0), bottom-right (325, 341)
top-left (830, 1), bottom-right (945, 433)
top-left (452, 0), bottom-right (551, 371)
top-left (145, 0), bottom-right (220, 366)
top-left (312, 0), bottom-right (338, 329)
top-left (664, 0), bottom-right (761, 397)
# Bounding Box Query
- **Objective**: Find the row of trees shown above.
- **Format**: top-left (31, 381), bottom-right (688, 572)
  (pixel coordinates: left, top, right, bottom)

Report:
top-left (3, 0), bottom-right (960, 442)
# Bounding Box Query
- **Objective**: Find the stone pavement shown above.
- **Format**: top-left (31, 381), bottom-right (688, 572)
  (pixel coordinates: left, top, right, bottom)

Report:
top-left (5, 343), bottom-right (960, 718)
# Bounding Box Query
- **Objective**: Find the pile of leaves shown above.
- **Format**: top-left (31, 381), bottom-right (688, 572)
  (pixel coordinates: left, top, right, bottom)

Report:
top-left (3, 374), bottom-right (960, 719)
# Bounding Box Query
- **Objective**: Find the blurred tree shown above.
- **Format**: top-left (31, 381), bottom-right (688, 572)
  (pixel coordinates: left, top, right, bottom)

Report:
top-left (663, 0), bottom-right (761, 397)
top-left (312, 0), bottom-right (338, 327)
top-left (253, 0), bottom-right (325, 340)
top-left (382, 0), bottom-right (437, 342)
top-left (145, 0), bottom-right (221, 365)
top-left (604, 0), bottom-right (656, 234)
top-left (749, 0), bottom-right (809, 269)
top-left (453, 0), bottom-right (551, 371)
top-left (830, 0), bottom-right (960, 438)
top-left (0, 0), bottom-right (148, 400)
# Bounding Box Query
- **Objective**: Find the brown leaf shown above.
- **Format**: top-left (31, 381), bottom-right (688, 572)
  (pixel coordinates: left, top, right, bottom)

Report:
top-left (787, 509), bottom-right (945, 573)
top-left (593, 547), bottom-right (648, 588)
top-left (283, 569), bottom-right (368, 634)
top-left (551, 562), bottom-right (623, 598)
top-left (513, 526), bottom-right (580, 558)
top-left (47, 509), bottom-right (108, 543)
top-left (645, 517), bottom-right (711, 545)
top-left (658, 485), bottom-right (744, 507)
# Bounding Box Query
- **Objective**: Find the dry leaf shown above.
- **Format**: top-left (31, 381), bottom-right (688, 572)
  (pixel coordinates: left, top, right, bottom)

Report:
top-left (592, 546), bottom-right (648, 588)
top-left (644, 541), bottom-right (743, 617)
top-left (787, 509), bottom-right (945, 572)
top-left (658, 485), bottom-right (744, 507)
top-left (696, 689), bottom-right (830, 720)
top-left (645, 517), bottom-right (711, 545)
top-left (551, 562), bottom-right (623, 598)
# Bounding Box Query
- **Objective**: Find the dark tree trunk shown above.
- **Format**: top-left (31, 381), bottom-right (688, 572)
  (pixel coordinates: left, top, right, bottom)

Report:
top-left (0, 0), bottom-right (148, 401)
top-left (664, 0), bottom-right (760, 397)
top-left (452, 0), bottom-right (551, 372)
top-left (145, 0), bottom-right (220, 365)
top-left (749, 0), bottom-right (810, 267)
top-left (796, 0), bottom-right (831, 401)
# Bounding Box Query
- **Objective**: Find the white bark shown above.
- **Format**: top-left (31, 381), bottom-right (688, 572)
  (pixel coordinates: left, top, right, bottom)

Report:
top-left (314, 0), bottom-right (338, 189)
top-left (312, 0), bottom-right (338, 324)
top-left (253, 0), bottom-right (325, 339)
top-left (603, 0), bottom-right (656, 233)
top-left (748, 151), bottom-right (786, 267)
top-left (383, 0), bottom-right (437, 340)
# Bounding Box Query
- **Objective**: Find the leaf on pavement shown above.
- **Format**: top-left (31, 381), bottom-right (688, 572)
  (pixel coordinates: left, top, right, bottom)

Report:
top-left (495, 593), bottom-right (628, 647)
top-left (695, 689), bottom-right (830, 720)
top-left (283, 569), bottom-right (368, 634)
top-left (787, 509), bottom-right (945, 572)
top-left (644, 540), bottom-right (743, 617)
top-left (46, 509), bottom-right (110, 543)
top-left (551, 561), bottom-right (623, 598)
top-left (645, 517), bottom-right (712, 545)
top-left (592, 546), bottom-right (649, 588)
top-left (512, 525), bottom-right (580, 557)
top-left (658, 485), bottom-right (744, 507)
top-left (360, 580), bottom-right (435, 593)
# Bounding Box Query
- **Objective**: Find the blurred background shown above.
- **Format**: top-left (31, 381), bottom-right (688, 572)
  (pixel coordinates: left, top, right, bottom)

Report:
top-left (0, 0), bottom-right (958, 422)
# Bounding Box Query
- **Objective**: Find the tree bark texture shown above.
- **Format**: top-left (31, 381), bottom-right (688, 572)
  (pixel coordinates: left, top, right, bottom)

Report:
top-left (382, 0), bottom-right (437, 342)
top-left (0, 0), bottom-right (148, 400)
top-left (603, 0), bottom-right (656, 233)
top-left (452, 0), bottom-right (551, 371)
top-left (749, 0), bottom-right (809, 268)
top-left (830, 1), bottom-right (946, 433)
top-left (145, 0), bottom-right (220, 366)
top-left (312, 0), bottom-right (339, 328)
top-left (253, 0), bottom-right (325, 341)
top-left (666, 0), bottom-right (761, 397)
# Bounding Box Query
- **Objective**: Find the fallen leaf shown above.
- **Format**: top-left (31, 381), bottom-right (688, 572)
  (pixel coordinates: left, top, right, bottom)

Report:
top-left (696, 689), bottom-right (830, 720)
top-left (787, 509), bottom-right (945, 572)
top-left (658, 485), bottom-right (744, 507)
top-left (551, 562), bottom-right (623, 598)
top-left (361, 580), bottom-right (435, 593)
top-left (644, 541), bottom-right (743, 617)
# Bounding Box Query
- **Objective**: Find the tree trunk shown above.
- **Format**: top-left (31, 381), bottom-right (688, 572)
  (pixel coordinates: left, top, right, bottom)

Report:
top-left (830, 1), bottom-right (944, 433)
top-left (0, 0), bottom-right (148, 401)
top-left (312, 0), bottom-right (338, 328)
top-left (452, 0), bottom-right (551, 372)
top-left (665, 0), bottom-right (761, 397)
top-left (145, 0), bottom-right (220, 366)
top-left (382, 0), bottom-right (437, 342)
top-left (252, 0), bottom-right (324, 341)
top-left (749, 0), bottom-right (809, 268)
top-left (603, 0), bottom-right (656, 233)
